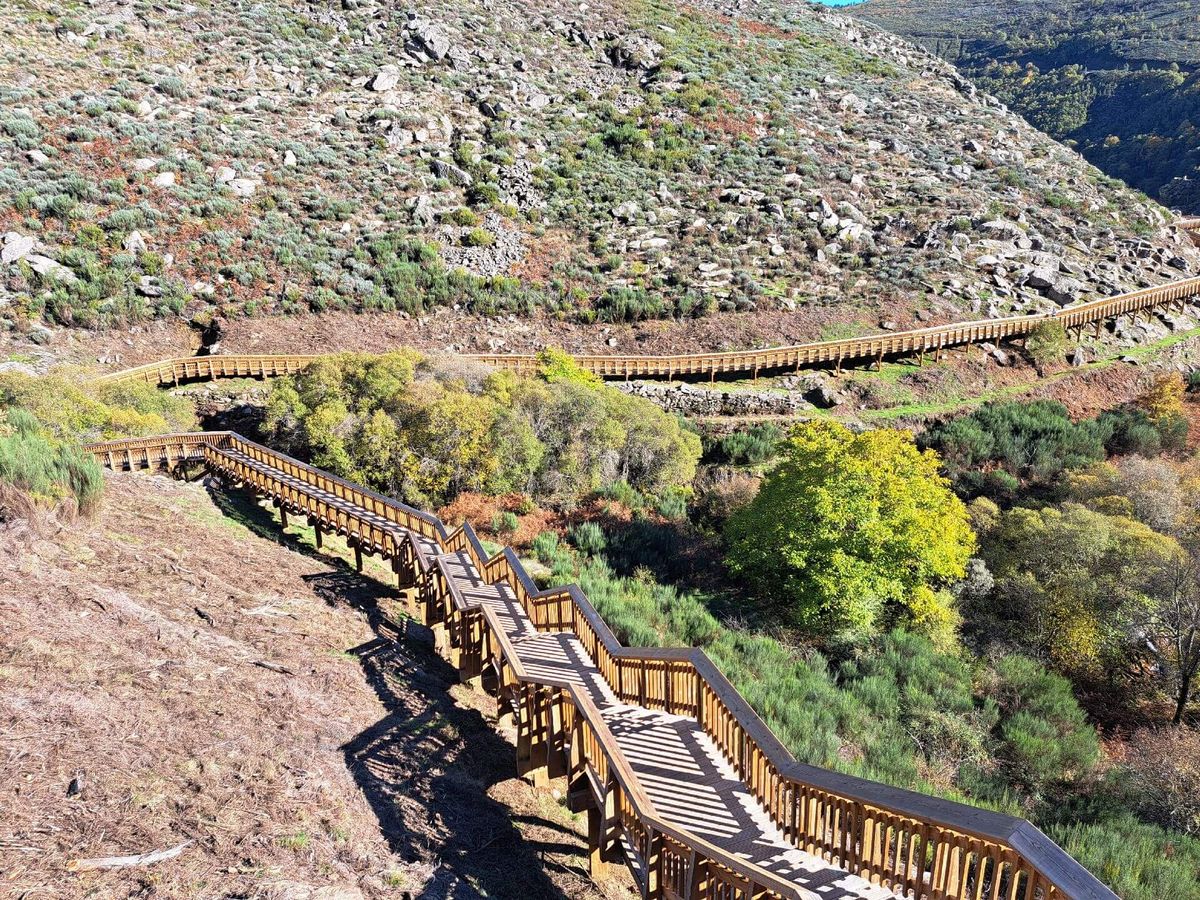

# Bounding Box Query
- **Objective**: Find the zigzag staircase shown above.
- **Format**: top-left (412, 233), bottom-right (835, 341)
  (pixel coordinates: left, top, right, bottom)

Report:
top-left (86, 431), bottom-right (1120, 900)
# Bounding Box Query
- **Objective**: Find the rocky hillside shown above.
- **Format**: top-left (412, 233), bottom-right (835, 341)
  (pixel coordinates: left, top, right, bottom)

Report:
top-left (1, 0), bottom-right (1198, 360)
top-left (854, 0), bottom-right (1200, 213)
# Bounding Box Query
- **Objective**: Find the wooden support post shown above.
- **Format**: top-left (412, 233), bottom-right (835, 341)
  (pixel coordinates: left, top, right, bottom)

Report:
top-left (587, 806), bottom-right (609, 880)
top-left (875, 350), bottom-right (883, 372)
top-left (602, 775), bottom-right (621, 860)
top-left (354, 545), bottom-right (363, 572)
top-left (279, 507), bottom-right (288, 530)
top-left (314, 527), bottom-right (323, 550)
top-left (643, 829), bottom-right (664, 900)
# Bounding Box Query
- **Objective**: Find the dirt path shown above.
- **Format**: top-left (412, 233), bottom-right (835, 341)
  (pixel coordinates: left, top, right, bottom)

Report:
top-left (0, 475), bottom-right (631, 900)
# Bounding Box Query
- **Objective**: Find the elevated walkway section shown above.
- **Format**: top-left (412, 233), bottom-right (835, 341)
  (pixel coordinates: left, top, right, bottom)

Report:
top-left (88, 431), bottom-right (1121, 900)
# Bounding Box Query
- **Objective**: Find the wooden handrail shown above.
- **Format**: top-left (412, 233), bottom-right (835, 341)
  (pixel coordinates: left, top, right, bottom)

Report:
top-left (93, 275), bottom-right (1200, 387)
top-left (87, 431), bottom-right (1119, 900)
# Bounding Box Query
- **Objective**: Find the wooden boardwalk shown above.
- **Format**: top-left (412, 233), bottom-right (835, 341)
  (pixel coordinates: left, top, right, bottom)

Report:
top-left (95, 273), bottom-right (1200, 388)
top-left (86, 431), bottom-right (1119, 900)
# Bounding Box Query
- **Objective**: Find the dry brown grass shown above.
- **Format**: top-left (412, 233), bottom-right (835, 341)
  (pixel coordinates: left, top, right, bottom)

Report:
top-left (0, 474), bottom-right (629, 900)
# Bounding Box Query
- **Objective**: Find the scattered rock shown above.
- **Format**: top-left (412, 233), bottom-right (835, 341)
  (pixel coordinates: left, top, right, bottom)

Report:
top-left (25, 255), bottom-right (77, 283)
top-left (152, 171), bottom-right (176, 187)
top-left (368, 64), bottom-right (401, 92)
top-left (431, 159), bottom-right (472, 186)
top-left (2, 232), bottom-right (35, 265)
top-left (123, 231), bottom-right (147, 254)
top-left (406, 21), bottom-right (451, 62)
top-left (228, 178), bottom-right (258, 198)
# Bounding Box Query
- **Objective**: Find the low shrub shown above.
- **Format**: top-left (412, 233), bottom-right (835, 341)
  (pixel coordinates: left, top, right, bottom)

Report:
top-left (0, 408), bottom-right (103, 518)
top-left (568, 520), bottom-right (607, 556)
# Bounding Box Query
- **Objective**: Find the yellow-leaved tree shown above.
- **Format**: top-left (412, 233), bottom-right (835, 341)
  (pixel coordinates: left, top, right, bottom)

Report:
top-left (724, 421), bottom-right (975, 644)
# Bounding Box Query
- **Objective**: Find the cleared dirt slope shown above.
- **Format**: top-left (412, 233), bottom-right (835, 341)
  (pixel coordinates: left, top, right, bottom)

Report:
top-left (0, 474), bottom-right (624, 900)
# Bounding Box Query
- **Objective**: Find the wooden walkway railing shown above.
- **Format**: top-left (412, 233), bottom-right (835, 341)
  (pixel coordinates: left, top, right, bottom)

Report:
top-left (95, 275), bottom-right (1200, 387)
top-left (1181, 218), bottom-right (1200, 246)
top-left (86, 431), bottom-right (1121, 900)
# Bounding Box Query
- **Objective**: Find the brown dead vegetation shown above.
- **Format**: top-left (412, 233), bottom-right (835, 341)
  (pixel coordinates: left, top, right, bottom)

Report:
top-left (0, 474), bottom-right (628, 900)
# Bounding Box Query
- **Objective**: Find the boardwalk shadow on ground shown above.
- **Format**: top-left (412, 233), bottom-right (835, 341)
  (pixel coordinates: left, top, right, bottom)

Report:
top-left (204, 479), bottom-right (587, 900)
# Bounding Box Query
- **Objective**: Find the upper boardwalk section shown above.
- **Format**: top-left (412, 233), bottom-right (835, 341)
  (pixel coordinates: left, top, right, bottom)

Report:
top-left (94, 275), bottom-right (1200, 388)
top-left (88, 431), bottom-right (1120, 900)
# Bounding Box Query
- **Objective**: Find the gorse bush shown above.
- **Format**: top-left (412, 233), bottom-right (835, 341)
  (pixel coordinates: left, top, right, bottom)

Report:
top-left (703, 422), bottom-right (783, 466)
top-left (0, 407), bottom-right (103, 517)
top-left (568, 521), bottom-right (607, 556)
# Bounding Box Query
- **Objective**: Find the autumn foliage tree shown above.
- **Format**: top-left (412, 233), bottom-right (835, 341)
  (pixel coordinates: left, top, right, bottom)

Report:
top-left (724, 422), bottom-right (975, 642)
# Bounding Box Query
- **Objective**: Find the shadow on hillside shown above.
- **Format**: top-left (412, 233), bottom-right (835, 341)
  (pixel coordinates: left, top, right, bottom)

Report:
top-left (339, 597), bottom-right (587, 900)
top-left (201, 478), bottom-right (587, 899)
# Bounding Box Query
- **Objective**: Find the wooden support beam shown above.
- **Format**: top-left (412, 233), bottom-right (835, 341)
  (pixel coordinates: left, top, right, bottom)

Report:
top-left (314, 527), bottom-right (323, 550)
top-left (354, 545), bottom-right (363, 572)
top-left (279, 507), bottom-right (288, 530)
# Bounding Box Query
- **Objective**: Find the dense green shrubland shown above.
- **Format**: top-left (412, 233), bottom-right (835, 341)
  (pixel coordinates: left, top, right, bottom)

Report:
top-left (263, 349), bottom-right (700, 509)
top-left (921, 398), bottom-right (1187, 498)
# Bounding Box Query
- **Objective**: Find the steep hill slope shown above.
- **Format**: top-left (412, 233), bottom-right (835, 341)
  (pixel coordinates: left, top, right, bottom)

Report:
top-left (854, 0), bottom-right (1200, 213)
top-left (0, 474), bottom-right (619, 899)
top-left (1, 0), bottom-right (1197, 363)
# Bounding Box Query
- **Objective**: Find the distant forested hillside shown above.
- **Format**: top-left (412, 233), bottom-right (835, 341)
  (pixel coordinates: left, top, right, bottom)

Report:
top-left (855, 0), bottom-right (1200, 212)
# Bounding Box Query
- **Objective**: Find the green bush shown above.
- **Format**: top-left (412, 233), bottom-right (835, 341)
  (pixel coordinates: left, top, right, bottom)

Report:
top-left (984, 655), bottom-right (1100, 794)
top-left (0, 408), bottom-right (103, 517)
top-left (923, 400), bottom-right (1110, 492)
top-left (568, 521), bottom-right (607, 556)
top-left (705, 423), bottom-right (783, 465)
top-left (491, 510), bottom-right (519, 536)
top-left (1025, 319), bottom-right (1069, 367)
top-left (1099, 407), bottom-right (1187, 455)
top-left (462, 227), bottom-right (495, 248)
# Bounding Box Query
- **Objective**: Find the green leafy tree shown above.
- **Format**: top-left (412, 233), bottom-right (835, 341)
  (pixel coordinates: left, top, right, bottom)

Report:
top-left (974, 502), bottom-right (1182, 673)
top-left (725, 422), bottom-right (975, 637)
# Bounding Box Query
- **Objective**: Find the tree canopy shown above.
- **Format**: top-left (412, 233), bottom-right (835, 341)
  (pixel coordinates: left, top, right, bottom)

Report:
top-left (724, 421), bottom-right (975, 639)
top-left (263, 350), bottom-right (700, 509)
